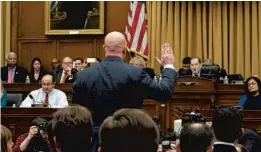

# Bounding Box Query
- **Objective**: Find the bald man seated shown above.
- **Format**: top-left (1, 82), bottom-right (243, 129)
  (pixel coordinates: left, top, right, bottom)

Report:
top-left (54, 57), bottom-right (77, 83)
top-left (72, 31), bottom-right (177, 152)
top-left (1, 52), bottom-right (28, 83)
top-left (20, 74), bottom-right (68, 108)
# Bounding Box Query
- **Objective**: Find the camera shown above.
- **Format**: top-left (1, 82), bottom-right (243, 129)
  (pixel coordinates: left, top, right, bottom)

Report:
top-left (160, 128), bottom-right (177, 150)
top-left (182, 111), bottom-right (205, 125)
top-left (30, 118), bottom-right (52, 152)
top-left (34, 122), bottom-right (49, 138)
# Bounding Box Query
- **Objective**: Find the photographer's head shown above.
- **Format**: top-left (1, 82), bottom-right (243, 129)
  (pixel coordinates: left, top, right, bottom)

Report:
top-left (52, 105), bottom-right (93, 152)
top-left (212, 106), bottom-right (243, 143)
top-left (179, 123), bottom-right (214, 152)
top-left (99, 108), bottom-right (160, 152)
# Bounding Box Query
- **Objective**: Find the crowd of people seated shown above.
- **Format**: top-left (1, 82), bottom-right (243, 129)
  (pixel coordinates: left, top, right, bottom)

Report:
top-left (0, 51), bottom-right (101, 84)
top-left (1, 52), bottom-right (261, 110)
top-left (1, 105), bottom-right (261, 152)
top-left (1, 31), bottom-right (261, 152)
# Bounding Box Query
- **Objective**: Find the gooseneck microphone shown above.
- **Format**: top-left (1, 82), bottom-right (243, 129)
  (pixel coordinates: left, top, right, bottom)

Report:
top-left (29, 94), bottom-right (35, 105)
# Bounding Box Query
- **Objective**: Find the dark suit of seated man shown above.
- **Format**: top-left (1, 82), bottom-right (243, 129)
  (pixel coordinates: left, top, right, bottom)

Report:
top-left (54, 57), bottom-right (77, 83)
top-left (1, 52), bottom-right (28, 83)
top-left (72, 31), bottom-right (177, 152)
top-left (190, 57), bottom-right (204, 78)
top-left (178, 57), bottom-right (192, 77)
top-left (189, 57), bottom-right (219, 80)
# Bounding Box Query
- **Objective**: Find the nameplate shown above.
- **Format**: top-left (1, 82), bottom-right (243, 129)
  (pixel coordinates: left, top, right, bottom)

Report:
top-left (178, 82), bottom-right (197, 86)
top-left (31, 104), bottom-right (48, 108)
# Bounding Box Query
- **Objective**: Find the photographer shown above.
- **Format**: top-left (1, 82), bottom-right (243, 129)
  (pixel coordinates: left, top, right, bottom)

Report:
top-left (13, 117), bottom-right (50, 152)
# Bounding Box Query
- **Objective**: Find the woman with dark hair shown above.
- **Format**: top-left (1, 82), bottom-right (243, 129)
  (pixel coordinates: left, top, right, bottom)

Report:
top-left (29, 57), bottom-right (45, 83)
top-left (237, 76), bottom-right (261, 110)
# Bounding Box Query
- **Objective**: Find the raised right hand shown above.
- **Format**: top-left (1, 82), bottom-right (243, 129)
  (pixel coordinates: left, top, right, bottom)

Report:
top-left (160, 43), bottom-right (175, 66)
top-left (155, 43), bottom-right (175, 66)
top-left (28, 126), bottom-right (38, 139)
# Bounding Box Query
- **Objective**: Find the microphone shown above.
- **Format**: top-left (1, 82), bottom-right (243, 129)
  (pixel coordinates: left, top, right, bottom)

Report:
top-left (29, 94), bottom-right (35, 105)
top-left (29, 93), bottom-right (51, 108)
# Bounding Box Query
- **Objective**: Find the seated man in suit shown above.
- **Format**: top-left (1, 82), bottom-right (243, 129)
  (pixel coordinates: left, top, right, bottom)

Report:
top-left (212, 106), bottom-right (243, 152)
top-left (177, 123), bottom-right (214, 152)
top-left (190, 57), bottom-right (203, 78)
top-left (178, 57), bottom-right (192, 77)
top-left (1, 52), bottom-right (28, 83)
top-left (55, 57), bottom-right (77, 83)
top-left (51, 58), bottom-right (61, 77)
top-left (20, 74), bottom-right (68, 108)
top-left (73, 57), bottom-right (84, 72)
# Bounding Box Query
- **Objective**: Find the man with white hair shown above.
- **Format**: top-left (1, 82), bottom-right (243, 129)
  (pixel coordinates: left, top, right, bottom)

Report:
top-left (54, 57), bottom-right (77, 83)
top-left (1, 52), bottom-right (28, 83)
top-left (72, 31), bottom-right (177, 152)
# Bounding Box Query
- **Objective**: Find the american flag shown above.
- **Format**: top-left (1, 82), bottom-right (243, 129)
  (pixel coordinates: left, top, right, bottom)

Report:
top-left (125, 1), bottom-right (149, 59)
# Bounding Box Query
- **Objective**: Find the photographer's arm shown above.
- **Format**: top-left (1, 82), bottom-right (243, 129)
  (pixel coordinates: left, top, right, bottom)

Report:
top-left (16, 126), bottom-right (38, 152)
top-left (19, 136), bottom-right (33, 151)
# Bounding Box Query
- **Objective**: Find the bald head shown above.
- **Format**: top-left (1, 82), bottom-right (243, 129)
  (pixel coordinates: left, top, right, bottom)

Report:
top-left (104, 31), bottom-right (127, 58)
top-left (62, 57), bottom-right (73, 70)
top-left (6, 52), bottom-right (17, 66)
top-left (41, 74), bottom-right (55, 93)
top-left (42, 74), bottom-right (53, 82)
top-left (63, 57), bottom-right (72, 63)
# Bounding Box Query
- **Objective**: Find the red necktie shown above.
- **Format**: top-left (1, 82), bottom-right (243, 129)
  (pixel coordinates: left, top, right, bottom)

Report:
top-left (44, 94), bottom-right (48, 104)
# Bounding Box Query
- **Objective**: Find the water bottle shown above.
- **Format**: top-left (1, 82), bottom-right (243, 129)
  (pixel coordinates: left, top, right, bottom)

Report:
top-left (153, 76), bottom-right (158, 83)
top-left (159, 75), bottom-right (162, 83)
top-left (26, 75), bottom-right (30, 84)
top-left (223, 76), bottom-right (229, 84)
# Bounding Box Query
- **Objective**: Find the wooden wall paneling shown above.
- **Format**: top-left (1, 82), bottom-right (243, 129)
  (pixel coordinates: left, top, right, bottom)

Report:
top-left (19, 40), bottom-right (57, 72)
top-left (11, 2), bottom-right (18, 53)
top-left (57, 39), bottom-right (97, 61)
top-left (18, 1), bottom-right (45, 39)
top-left (11, 1), bottom-right (130, 67)
top-left (96, 38), bottom-right (105, 59)
top-left (105, 1), bottom-right (129, 33)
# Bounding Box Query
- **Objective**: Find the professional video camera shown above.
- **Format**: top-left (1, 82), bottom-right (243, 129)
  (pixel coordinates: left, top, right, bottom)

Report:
top-left (182, 111), bottom-right (205, 125)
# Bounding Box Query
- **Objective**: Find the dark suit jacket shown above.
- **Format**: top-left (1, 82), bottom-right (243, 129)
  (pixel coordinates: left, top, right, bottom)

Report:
top-left (213, 144), bottom-right (237, 152)
top-left (178, 68), bottom-right (192, 77)
top-left (1, 65), bottom-right (28, 83)
top-left (143, 67), bottom-right (155, 79)
top-left (72, 56), bottom-right (177, 127)
top-left (54, 69), bottom-right (77, 83)
top-left (238, 128), bottom-right (261, 152)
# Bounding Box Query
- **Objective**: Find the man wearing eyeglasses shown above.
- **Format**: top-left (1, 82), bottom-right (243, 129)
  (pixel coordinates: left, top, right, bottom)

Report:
top-left (54, 57), bottom-right (77, 83)
top-left (20, 74), bottom-right (68, 108)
